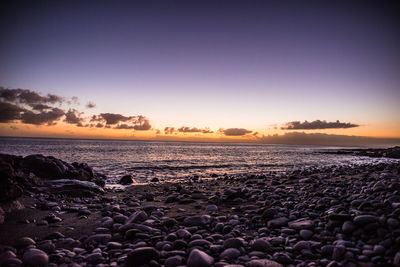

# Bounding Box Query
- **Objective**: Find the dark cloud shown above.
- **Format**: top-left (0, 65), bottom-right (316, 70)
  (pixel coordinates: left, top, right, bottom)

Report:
top-left (0, 101), bottom-right (24, 122)
top-left (86, 101), bottom-right (96, 108)
top-left (64, 109), bottom-right (84, 127)
top-left (177, 127), bottom-right (214, 134)
top-left (96, 113), bottom-right (134, 125)
top-left (0, 87), bottom-right (63, 106)
top-left (164, 127), bottom-right (175, 134)
top-left (20, 107), bottom-right (65, 125)
top-left (258, 132), bottom-right (400, 146)
top-left (0, 87), bottom-right (152, 131)
top-left (223, 128), bottom-right (252, 136)
top-left (281, 120), bottom-right (359, 130)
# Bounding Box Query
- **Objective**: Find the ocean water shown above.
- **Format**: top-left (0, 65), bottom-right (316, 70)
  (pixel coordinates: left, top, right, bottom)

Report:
top-left (0, 137), bottom-right (396, 183)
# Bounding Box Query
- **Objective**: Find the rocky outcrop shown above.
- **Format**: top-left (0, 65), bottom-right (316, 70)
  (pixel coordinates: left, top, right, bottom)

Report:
top-left (0, 153), bottom-right (107, 204)
top-left (325, 146), bottom-right (400, 159)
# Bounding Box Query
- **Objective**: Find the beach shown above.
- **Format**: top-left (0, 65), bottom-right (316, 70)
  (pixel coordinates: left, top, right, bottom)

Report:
top-left (1, 149), bottom-right (400, 266)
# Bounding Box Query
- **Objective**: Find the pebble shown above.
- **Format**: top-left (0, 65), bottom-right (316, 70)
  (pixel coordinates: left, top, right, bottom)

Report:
top-left (299, 229), bottom-right (313, 240)
top-left (187, 249), bottom-right (214, 267)
top-left (252, 238), bottom-right (271, 252)
top-left (23, 248), bottom-right (49, 266)
top-left (220, 248), bottom-right (241, 259)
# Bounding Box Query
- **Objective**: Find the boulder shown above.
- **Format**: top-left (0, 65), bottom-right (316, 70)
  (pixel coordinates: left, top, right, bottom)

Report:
top-left (45, 179), bottom-right (104, 196)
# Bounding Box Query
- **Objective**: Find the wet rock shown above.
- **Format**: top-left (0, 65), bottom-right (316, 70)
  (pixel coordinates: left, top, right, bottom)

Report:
top-left (119, 175), bottom-right (135, 185)
top-left (126, 247), bottom-right (160, 267)
top-left (22, 248), bottom-right (48, 266)
top-left (187, 249), bottom-right (214, 267)
top-left (45, 179), bottom-right (104, 196)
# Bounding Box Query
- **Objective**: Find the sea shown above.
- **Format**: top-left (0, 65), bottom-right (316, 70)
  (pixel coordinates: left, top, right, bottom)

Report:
top-left (0, 137), bottom-right (397, 184)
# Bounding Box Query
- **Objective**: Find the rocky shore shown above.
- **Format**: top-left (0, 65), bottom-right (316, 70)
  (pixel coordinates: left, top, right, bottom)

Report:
top-left (1, 153), bottom-right (400, 266)
top-left (324, 146), bottom-right (400, 159)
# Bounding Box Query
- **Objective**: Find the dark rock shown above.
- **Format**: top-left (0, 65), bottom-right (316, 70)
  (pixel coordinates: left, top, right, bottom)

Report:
top-left (223, 238), bottom-right (243, 249)
top-left (15, 237), bottom-right (36, 248)
top-left (288, 219), bottom-right (313, 230)
top-left (293, 241), bottom-right (310, 252)
top-left (165, 255), bottom-right (184, 267)
top-left (126, 210), bottom-right (148, 224)
top-left (22, 248), bottom-right (48, 266)
top-left (252, 238), bottom-right (271, 252)
top-left (187, 249), bottom-right (214, 267)
top-left (220, 248), bottom-right (240, 259)
top-left (119, 175), bottom-right (135, 185)
top-left (267, 217), bottom-right (288, 228)
top-left (184, 216), bottom-right (208, 226)
top-left (126, 247), bottom-right (160, 267)
top-left (353, 215), bottom-right (378, 226)
top-left (45, 179), bottom-right (104, 196)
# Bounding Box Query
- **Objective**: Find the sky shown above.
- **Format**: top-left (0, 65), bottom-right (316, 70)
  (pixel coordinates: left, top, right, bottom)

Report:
top-left (0, 1), bottom-right (399, 145)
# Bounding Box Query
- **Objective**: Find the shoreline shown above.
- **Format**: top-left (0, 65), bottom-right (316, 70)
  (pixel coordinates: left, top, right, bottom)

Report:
top-left (1, 153), bottom-right (400, 266)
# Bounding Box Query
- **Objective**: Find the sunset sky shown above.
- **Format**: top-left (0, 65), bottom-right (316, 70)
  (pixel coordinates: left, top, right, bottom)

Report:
top-left (1, 1), bottom-right (399, 145)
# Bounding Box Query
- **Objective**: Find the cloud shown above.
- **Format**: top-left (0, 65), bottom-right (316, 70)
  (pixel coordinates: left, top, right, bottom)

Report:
top-left (64, 108), bottom-right (84, 127)
top-left (92, 113), bottom-right (134, 125)
top-left (0, 87), bottom-right (63, 106)
top-left (258, 132), bottom-right (400, 146)
top-left (20, 107), bottom-right (65, 125)
top-left (223, 128), bottom-right (252, 136)
top-left (281, 120), bottom-right (359, 130)
top-left (164, 127), bottom-right (175, 134)
top-left (0, 86), bottom-right (152, 131)
top-left (0, 101), bottom-right (24, 122)
top-left (86, 101), bottom-right (96, 108)
top-left (114, 124), bottom-right (136, 129)
top-left (177, 126), bottom-right (214, 134)
top-left (133, 118), bottom-right (151, 130)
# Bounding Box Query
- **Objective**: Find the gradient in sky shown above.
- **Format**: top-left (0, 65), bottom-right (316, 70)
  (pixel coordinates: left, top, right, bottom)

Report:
top-left (0, 1), bottom-right (399, 144)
